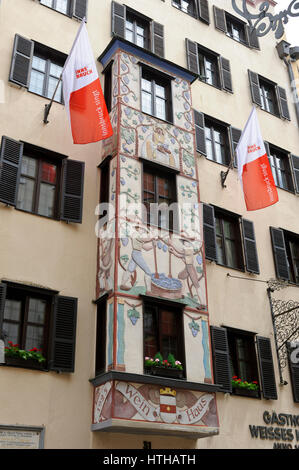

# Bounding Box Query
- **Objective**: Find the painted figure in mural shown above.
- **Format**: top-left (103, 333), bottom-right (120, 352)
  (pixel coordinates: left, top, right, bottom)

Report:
top-left (120, 225), bottom-right (156, 293)
top-left (98, 234), bottom-right (114, 292)
top-left (141, 125), bottom-right (176, 167)
top-left (168, 238), bottom-right (203, 304)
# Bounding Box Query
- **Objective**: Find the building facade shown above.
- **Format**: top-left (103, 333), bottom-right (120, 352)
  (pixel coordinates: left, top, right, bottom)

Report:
top-left (0, 0), bottom-right (298, 449)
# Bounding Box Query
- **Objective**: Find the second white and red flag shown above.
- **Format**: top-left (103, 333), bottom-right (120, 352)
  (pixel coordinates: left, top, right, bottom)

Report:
top-left (236, 106), bottom-right (278, 211)
top-left (62, 19), bottom-right (113, 144)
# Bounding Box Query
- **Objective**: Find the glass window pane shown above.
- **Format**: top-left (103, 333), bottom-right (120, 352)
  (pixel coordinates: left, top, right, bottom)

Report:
top-left (3, 322), bottom-right (19, 346)
top-left (38, 183), bottom-right (56, 217)
top-left (50, 63), bottom-right (63, 78)
top-left (29, 69), bottom-right (45, 96)
top-left (47, 76), bottom-right (62, 102)
top-left (142, 91), bottom-right (152, 114)
top-left (155, 84), bottom-right (165, 98)
top-left (27, 298), bottom-right (47, 324)
top-left (25, 325), bottom-right (44, 351)
top-left (56, 0), bottom-right (68, 14)
top-left (155, 97), bottom-right (166, 120)
top-left (17, 177), bottom-right (35, 212)
top-left (32, 56), bottom-right (46, 73)
top-left (40, 0), bottom-right (53, 8)
top-left (142, 78), bottom-right (152, 93)
top-left (136, 35), bottom-right (145, 48)
top-left (4, 300), bottom-right (22, 322)
top-left (225, 239), bottom-right (238, 268)
top-left (125, 30), bottom-right (134, 43)
top-left (21, 156), bottom-right (37, 178)
top-left (41, 162), bottom-right (57, 184)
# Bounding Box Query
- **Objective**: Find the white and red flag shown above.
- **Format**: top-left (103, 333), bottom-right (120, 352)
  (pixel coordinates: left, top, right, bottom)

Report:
top-left (62, 19), bottom-right (113, 144)
top-left (236, 106), bottom-right (278, 211)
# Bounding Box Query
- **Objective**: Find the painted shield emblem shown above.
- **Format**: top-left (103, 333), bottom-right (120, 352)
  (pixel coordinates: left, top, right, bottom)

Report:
top-left (159, 388), bottom-right (177, 424)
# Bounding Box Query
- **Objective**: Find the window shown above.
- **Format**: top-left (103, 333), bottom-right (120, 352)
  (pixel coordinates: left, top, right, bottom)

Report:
top-left (39, 0), bottom-right (88, 20)
top-left (0, 136), bottom-right (85, 223)
top-left (40, 0), bottom-right (71, 15)
top-left (104, 62), bottom-right (113, 113)
top-left (143, 164), bottom-right (177, 231)
top-left (125, 12), bottom-right (149, 49)
top-left (271, 228), bottom-right (299, 284)
top-left (214, 211), bottom-right (243, 270)
top-left (186, 40), bottom-right (232, 92)
top-left (203, 205), bottom-right (260, 274)
top-left (204, 119), bottom-right (230, 165)
top-left (141, 68), bottom-right (173, 122)
top-left (248, 71), bottom-right (290, 120)
top-left (9, 35), bottom-right (66, 103)
top-left (0, 282), bottom-right (78, 372)
top-left (172, 0), bottom-right (210, 23)
top-left (17, 152), bottom-right (60, 218)
top-left (213, 6), bottom-right (260, 49)
top-left (143, 301), bottom-right (185, 375)
top-left (111, 2), bottom-right (164, 57)
top-left (266, 145), bottom-right (294, 192)
top-left (172, 0), bottom-right (197, 17)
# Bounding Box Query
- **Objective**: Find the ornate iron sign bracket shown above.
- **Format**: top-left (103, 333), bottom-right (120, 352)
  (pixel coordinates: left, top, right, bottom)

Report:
top-left (267, 280), bottom-right (299, 385)
top-left (231, 0), bottom-right (299, 40)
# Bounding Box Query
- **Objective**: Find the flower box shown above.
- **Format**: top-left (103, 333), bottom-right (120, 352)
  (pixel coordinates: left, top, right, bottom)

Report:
top-left (145, 366), bottom-right (184, 380)
top-left (4, 355), bottom-right (45, 371)
top-left (233, 387), bottom-right (260, 398)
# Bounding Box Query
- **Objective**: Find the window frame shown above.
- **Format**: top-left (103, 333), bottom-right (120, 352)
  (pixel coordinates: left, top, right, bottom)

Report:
top-left (214, 209), bottom-right (244, 271)
top-left (16, 145), bottom-right (62, 220)
top-left (142, 162), bottom-right (178, 232)
top-left (125, 11), bottom-right (150, 49)
top-left (225, 12), bottom-right (247, 45)
top-left (143, 299), bottom-right (186, 377)
top-left (259, 77), bottom-right (280, 117)
top-left (197, 47), bottom-right (221, 88)
top-left (172, 0), bottom-right (198, 18)
top-left (28, 54), bottom-right (63, 104)
top-left (267, 144), bottom-right (294, 193)
top-left (284, 231), bottom-right (299, 285)
top-left (204, 118), bottom-right (231, 166)
top-left (40, 0), bottom-right (72, 16)
top-left (95, 297), bottom-right (107, 376)
top-left (141, 67), bottom-right (173, 123)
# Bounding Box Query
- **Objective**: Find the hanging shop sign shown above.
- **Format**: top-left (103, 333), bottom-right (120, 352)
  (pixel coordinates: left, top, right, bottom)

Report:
top-left (249, 411), bottom-right (299, 448)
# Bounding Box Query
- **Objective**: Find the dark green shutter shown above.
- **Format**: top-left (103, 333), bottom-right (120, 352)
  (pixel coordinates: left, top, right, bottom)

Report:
top-left (60, 159), bottom-right (85, 223)
top-left (203, 203), bottom-right (217, 262)
top-left (248, 70), bottom-right (262, 107)
top-left (0, 136), bottom-right (23, 206)
top-left (256, 336), bottom-right (277, 400)
top-left (197, 0), bottom-right (210, 24)
top-left (186, 39), bottom-right (199, 75)
top-left (213, 6), bottom-right (227, 32)
top-left (210, 326), bottom-right (232, 393)
top-left (245, 25), bottom-right (260, 49)
top-left (111, 1), bottom-right (126, 38)
top-left (49, 296), bottom-right (77, 373)
top-left (73, 0), bottom-right (88, 20)
top-left (194, 110), bottom-right (206, 155)
top-left (288, 343), bottom-right (299, 403)
top-left (9, 34), bottom-right (34, 88)
top-left (277, 86), bottom-right (290, 120)
top-left (270, 227), bottom-right (289, 281)
top-left (229, 127), bottom-right (241, 168)
top-left (152, 22), bottom-right (164, 58)
top-left (220, 57), bottom-right (233, 93)
top-left (0, 283), bottom-right (7, 340)
top-left (290, 154), bottom-right (299, 193)
top-left (242, 219), bottom-right (260, 274)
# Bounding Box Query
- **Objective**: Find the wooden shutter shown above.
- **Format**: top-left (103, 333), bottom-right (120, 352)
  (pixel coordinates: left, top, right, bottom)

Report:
top-left (60, 159), bottom-right (85, 223)
top-left (277, 86), bottom-right (290, 120)
top-left (270, 227), bottom-right (289, 281)
top-left (197, 0), bottom-right (210, 24)
top-left (210, 326), bottom-right (232, 393)
top-left (0, 136), bottom-right (23, 206)
top-left (220, 57), bottom-right (233, 93)
top-left (242, 219), bottom-right (260, 274)
top-left (245, 25), bottom-right (260, 49)
top-left (194, 110), bottom-right (206, 155)
top-left (186, 39), bottom-right (199, 75)
top-left (0, 283), bottom-right (7, 340)
top-left (229, 127), bottom-right (241, 168)
top-left (49, 295), bottom-right (77, 372)
top-left (152, 22), bottom-right (164, 58)
top-left (248, 70), bottom-right (262, 107)
top-left (203, 203), bottom-right (217, 262)
top-left (111, 1), bottom-right (126, 38)
top-left (256, 336), bottom-right (277, 400)
top-left (290, 154), bottom-right (299, 193)
top-left (73, 0), bottom-right (88, 20)
top-left (288, 343), bottom-right (299, 403)
top-left (9, 34), bottom-right (34, 88)
top-left (213, 6), bottom-right (227, 32)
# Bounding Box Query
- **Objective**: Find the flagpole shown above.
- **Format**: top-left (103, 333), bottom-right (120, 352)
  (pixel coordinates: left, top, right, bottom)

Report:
top-left (43, 17), bottom-right (86, 125)
top-left (220, 155), bottom-right (235, 188)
